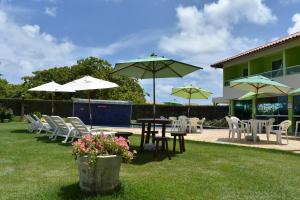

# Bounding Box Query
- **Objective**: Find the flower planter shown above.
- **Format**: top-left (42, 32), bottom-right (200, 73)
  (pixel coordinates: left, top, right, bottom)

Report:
top-left (77, 155), bottom-right (122, 193)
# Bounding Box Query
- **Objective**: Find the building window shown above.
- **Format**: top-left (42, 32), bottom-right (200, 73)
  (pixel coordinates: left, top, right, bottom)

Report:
top-left (293, 95), bottom-right (300, 116)
top-left (233, 100), bottom-right (252, 120)
top-left (242, 68), bottom-right (248, 77)
top-left (272, 59), bottom-right (283, 71)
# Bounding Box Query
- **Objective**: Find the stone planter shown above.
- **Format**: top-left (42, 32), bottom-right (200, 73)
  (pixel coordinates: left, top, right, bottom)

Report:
top-left (77, 155), bottom-right (122, 193)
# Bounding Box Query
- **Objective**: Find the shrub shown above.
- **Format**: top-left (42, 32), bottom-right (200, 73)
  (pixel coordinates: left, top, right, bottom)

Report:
top-left (0, 107), bottom-right (13, 122)
top-left (204, 118), bottom-right (227, 128)
top-left (72, 135), bottom-right (134, 165)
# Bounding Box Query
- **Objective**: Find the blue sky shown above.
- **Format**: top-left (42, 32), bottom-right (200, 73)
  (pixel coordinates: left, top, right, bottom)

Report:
top-left (0, 0), bottom-right (300, 104)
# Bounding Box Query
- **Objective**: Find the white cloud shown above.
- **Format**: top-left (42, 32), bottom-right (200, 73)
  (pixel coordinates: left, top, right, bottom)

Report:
top-left (44, 7), bottom-right (56, 17)
top-left (288, 13), bottom-right (300, 34)
top-left (0, 9), bottom-right (77, 82)
top-left (158, 0), bottom-right (276, 100)
top-left (159, 0), bottom-right (276, 56)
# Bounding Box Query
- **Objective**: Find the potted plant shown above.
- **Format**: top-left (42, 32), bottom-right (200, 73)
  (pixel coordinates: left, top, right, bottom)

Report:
top-left (72, 134), bottom-right (133, 193)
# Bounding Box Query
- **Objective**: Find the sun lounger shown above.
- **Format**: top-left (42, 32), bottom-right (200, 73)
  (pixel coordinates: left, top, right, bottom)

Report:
top-left (67, 117), bottom-right (116, 138)
top-left (50, 116), bottom-right (76, 143)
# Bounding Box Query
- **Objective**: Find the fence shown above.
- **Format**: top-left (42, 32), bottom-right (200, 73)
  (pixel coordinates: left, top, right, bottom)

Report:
top-left (0, 98), bottom-right (229, 120)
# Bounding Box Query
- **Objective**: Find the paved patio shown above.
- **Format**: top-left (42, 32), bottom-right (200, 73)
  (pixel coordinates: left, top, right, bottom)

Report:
top-left (102, 126), bottom-right (300, 153)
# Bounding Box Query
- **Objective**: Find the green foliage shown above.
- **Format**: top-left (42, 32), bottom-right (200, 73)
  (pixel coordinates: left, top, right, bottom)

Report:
top-left (205, 118), bottom-right (227, 128)
top-left (0, 106), bottom-right (13, 122)
top-left (2, 57), bottom-right (146, 103)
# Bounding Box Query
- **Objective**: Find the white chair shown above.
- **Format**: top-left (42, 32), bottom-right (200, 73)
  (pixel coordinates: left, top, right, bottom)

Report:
top-left (169, 117), bottom-right (181, 132)
top-left (43, 115), bottom-right (59, 138)
top-left (225, 116), bottom-right (238, 140)
top-left (178, 115), bottom-right (188, 132)
top-left (197, 117), bottom-right (206, 133)
top-left (68, 117), bottom-right (115, 138)
top-left (50, 116), bottom-right (76, 143)
top-left (25, 114), bottom-right (40, 132)
top-left (188, 117), bottom-right (200, 133)
top-left (265, 118), bottom-right (275, 143)
top-left (228, 116), bottom-right (249, 141)
top-left (270, 120), bottom-right (292, 144)
top-left (32, 114), bottom-right (52, 134)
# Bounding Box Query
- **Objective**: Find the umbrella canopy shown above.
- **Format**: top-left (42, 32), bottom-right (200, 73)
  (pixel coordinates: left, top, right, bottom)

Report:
top-left (62, 76), bottom-right (118, 127)
top-left (29, 81), bottom-right (75, 115)
top-left (62, 76), bottom-right (118, 91)
top-left (171, 84), bottom-right (212, 116)
top-left (289, 88), bottom-right (300, 95)
top-left (113, 54), bottom-right (202, 122)
top-left (238, 92), bottom-right (269, 100)
top-left (164, 99), bottom-right (182, 106)
top-left (230, 75), bottom-right (291, 118)
top-left (29, 81), bottom-right (75, 92)
top-left (230, 75), bottom-right (291, 94)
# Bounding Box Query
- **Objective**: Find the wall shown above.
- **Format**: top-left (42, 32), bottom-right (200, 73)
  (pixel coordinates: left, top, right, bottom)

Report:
top-left (0, 99), bottom-right (229, 121)
top-left (286, 46), bottom-right (300, 68)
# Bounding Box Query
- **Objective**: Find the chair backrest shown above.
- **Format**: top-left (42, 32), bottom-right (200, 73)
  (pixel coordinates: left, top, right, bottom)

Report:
top-left (25, 115), bottom-right (37, 124)
top-left (168, 117), bottom-right (177, 121)
top-left (50, 116), bottom-right (71, 135)
top-left (199, 117), bottom-right (206, 124)
top-left (189, 117), bottom-right (199, 126)
top-left (178, 115), bottom-right (187, 122)
top-left (68, 117), bottom-right (90, 136)
top-left (225, 116), bottom-right (233, 130)
top-left (230, 116), bottom-right (241, 129)
top-left (279, 120), bottom-right (292, 132)
top-left (268, 118), bottom-right (275, 125)
top-left (42, 115), bottom-right (57, 130)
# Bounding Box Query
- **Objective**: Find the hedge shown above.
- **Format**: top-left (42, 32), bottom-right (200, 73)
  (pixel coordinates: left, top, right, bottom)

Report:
top-left (0, 98), bottom-right (229, 120)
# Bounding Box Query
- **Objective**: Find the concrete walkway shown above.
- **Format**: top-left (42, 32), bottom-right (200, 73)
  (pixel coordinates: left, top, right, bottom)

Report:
top-left (101, 126), bottom-right (300, 153)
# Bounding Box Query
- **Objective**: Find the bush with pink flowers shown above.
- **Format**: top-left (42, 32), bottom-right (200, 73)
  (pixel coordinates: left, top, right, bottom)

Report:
top-left (72, 134), bottom-right (134, 164)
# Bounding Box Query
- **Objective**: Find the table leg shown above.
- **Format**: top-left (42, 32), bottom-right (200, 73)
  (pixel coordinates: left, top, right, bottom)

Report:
top-left (162, 123), bottom-right (166, 150)
top-left (139, 122), bottom-right (146, 152)
top-left (145, 123), bottom-right (151, 143)
top-left (295, 122), bottom-right (299, 137)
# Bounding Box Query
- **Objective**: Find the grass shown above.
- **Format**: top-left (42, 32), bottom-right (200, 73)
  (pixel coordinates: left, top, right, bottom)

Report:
top-left (1, 122), bottom-right (300, 200)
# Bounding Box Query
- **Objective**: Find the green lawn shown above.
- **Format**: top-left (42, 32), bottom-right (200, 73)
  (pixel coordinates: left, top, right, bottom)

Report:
top-left (1, 122), bottom-right (300, 200)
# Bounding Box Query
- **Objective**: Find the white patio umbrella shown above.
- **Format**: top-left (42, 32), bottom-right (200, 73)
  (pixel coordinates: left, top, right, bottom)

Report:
top-left (29, 81), bottom-right (75, 115)
top-left (62, 76), bottom-right (119, 127)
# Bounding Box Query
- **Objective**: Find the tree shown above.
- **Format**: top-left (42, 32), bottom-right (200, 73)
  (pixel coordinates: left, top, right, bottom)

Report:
top-left (21, 57), bottom-right (146, 103)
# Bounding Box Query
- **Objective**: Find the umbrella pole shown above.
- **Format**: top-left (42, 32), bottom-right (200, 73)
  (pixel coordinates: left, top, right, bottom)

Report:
top-left (153, 72), bottom-right (156, 131)
top-left (51, 92), bottom-right (54, 115)
top-left (88, 91), bottom-right (92, 129)
top-left (188, 90), bottom-right (191, 117)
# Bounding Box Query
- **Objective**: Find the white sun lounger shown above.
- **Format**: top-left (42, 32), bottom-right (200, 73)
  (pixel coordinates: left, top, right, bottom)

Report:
top-left (67, 117), bottom-right (116, 138)
top-left (50, 116), bottom-right (76, 143)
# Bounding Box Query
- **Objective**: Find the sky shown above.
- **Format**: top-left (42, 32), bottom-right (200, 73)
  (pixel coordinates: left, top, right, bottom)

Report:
top-left (0, 0), bottom-right (300, 104)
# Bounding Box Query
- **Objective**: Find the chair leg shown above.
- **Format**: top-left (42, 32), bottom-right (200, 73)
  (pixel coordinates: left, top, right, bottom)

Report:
top-left (286, 132), bottom-right (288, 144)
top-left (165, 140), bottom-right (171, 160)
top-left (154, 140), bottom-right (159, 158)
top-left (173, 136), bottom-right (176, 153)
top-left (179, 136), bottom-right (183, 153)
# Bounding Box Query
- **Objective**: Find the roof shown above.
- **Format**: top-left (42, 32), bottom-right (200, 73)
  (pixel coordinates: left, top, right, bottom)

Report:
top-left (211, 31), bottom-right (300, 68)
top-left (73, 98), bottom-right (132, 105)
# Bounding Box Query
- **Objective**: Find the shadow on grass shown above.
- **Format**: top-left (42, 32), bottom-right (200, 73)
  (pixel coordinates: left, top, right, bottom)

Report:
top-left (35, 135), bottom-right (71, 147)
top-left (58, 182), bottom-right (124, 200)
top-left (129, 144), bottom-right (177, 165)
top-left (10, 129), bottom-right (31, 134)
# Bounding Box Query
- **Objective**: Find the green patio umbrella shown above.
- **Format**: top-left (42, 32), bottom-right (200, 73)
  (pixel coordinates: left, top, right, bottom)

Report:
top-left (164, 99), bottom-right (182, 106)
top-left (230, 75), bottom-right (291, 118)
top-left (289, 88), bottom-right (300, 95)
top-left (238, 92), bottom-right (269, 100)
top-left (171, 84), bottom-right (212, 117)
top-left (113, 54), bottom-right (202, 121)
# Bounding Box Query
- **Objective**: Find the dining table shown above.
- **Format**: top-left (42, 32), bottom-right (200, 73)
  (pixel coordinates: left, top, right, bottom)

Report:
top-left (137, 118), bottom-right (172, 152)
top-left (242, 119), bottom-right (269, 142)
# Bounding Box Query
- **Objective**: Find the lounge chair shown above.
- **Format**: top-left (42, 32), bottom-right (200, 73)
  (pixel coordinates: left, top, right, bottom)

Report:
top-left (32, 114), bottom-right (52, 134)
top-left (50, 116), bottom-right (76, 143)
top-left (25, 114), bottom-right (40, 132)
top-left (67, 117), bottom-right (116, 138)
top-left (42, 115), bottom-right (59, 138)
